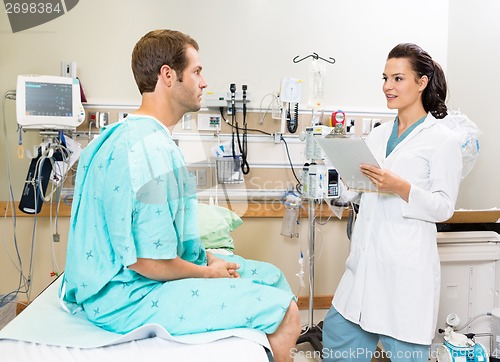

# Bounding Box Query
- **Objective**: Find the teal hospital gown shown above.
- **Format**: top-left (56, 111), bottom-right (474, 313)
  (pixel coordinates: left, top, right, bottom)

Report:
top-left (60, 115), bottom-right (295, 335)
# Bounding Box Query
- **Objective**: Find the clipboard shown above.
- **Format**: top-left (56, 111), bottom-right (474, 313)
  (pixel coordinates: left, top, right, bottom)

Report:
top-left (315, 136), bottom-right (380, 192)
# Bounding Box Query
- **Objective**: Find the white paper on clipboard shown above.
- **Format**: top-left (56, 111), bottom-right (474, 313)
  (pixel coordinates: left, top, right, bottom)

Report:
top-left (315, 137), bottom-right (380, 192)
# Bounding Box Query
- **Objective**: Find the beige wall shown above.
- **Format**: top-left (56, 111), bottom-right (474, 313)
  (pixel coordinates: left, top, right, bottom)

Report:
top-left (0, 0), bottom-right (450, 201)
top-left (0, 215), bottom-right (69, 300)
top-left (447, 0), bottom-right (500, 209)
top-left (233, 217), bottom-right (351, 298)
top-left (0, 214), bottom-right (349, 300)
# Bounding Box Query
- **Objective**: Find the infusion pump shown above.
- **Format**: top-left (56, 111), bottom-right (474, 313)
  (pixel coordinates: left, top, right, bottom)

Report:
top-left (302, 164), bottom-right (339, 200)
top-left (299, 125), bottom-right (340, 200)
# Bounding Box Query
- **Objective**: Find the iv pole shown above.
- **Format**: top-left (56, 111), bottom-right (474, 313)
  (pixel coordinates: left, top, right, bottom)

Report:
top-left (296, 166), bottom-right (324, 353)
top-left (292, 54), bottom-right (336, 353)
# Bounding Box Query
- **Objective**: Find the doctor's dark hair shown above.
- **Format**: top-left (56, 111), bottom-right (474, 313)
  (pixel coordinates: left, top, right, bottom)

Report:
top-left (131, 29), bottom-right (199, 94)
top-left (388, 43), bottom-right (448, 119)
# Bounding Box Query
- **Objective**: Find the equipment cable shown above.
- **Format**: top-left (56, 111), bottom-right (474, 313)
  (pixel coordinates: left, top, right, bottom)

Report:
top-left (240, 85), bottom-right (250, 174)
top-left (280, 134), bottom-right (302, 191)
top-left (229, 83), bottom-right (237, 171)
top-left (1, 90), bottom-right (32, 307)
top-left (219, 107), bottom-right (272, 136)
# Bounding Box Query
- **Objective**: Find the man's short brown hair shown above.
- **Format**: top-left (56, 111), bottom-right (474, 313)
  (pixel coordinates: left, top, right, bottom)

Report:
top-left (131, 29), bottom-right (199, 94)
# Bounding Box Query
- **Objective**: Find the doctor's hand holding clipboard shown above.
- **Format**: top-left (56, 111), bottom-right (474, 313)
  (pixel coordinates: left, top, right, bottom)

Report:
top-left (360, 163), bottom-right (411, 201)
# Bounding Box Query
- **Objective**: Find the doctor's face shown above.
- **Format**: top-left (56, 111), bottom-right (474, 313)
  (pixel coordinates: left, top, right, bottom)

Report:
top-left (382, 57), bottom-right (426, 112)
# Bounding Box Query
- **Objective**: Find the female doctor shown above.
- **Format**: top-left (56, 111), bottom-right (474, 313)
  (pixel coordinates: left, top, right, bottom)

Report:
top-left (322, 43), bottom-right (463, 361)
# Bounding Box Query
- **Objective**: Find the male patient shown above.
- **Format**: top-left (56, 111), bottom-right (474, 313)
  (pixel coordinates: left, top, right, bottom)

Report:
top-left (59, 29), bottom-right (300, 361)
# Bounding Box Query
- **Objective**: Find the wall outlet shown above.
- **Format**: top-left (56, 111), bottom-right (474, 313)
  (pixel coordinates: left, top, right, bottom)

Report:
top-left (182, 113), bottom-right (193, 130)
top-left (88, 111), bottom-right (97, 127)
top-left (196, 169), bottom-right (207, 186)
top-left (61, 61), bottom-right (77, 78)
top-left (197, 114), bottom-right (221, 131)
top-left (274, 132), bottom-right (282, 143)
top-left (98, 112), bottom-right (110, 128)
top-left (362, 118), bottom-right (372, 134)
top-left (347, 119), bottom-right (356, 134)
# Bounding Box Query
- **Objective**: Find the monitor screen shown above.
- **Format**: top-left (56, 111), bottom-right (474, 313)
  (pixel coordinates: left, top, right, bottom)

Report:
top-left (25, 82), bottom-right (74, 117)
top-left (16, 75), bottom-right (84, 129)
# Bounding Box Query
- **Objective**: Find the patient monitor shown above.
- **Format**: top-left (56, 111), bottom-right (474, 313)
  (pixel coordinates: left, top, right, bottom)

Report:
top-left (16, 75), bottom-right (84, 130)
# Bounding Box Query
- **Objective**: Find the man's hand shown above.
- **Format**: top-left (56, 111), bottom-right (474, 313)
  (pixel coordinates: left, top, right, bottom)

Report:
top-left (206, 251), bottom-right (240, 278)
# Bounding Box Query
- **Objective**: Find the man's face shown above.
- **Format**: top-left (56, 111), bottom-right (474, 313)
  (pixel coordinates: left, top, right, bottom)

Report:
top-left (171, 46), bottom-right (207, 113)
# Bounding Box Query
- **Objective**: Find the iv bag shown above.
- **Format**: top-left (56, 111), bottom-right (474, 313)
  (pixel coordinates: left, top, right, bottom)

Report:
top-left (308, 59), bottom-right (326, 109)
top-left (280, 192), bottom-right (301, 237)
top-left (439, 110), bottom-right (481, 179)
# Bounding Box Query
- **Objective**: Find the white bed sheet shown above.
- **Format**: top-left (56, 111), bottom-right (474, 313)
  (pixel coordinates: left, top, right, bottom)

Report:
top-left (0, 336), bottom-right (270, 362)
top-left (0, 276), bottom-right (271, 362)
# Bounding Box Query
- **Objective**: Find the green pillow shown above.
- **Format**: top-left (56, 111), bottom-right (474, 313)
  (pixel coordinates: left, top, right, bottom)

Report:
top-left (197, 203), bottom-right (243, 251)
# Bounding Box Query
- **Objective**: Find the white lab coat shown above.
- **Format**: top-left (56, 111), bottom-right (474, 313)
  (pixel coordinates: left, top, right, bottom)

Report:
top-left (332, 113), bottom-right (463, 345)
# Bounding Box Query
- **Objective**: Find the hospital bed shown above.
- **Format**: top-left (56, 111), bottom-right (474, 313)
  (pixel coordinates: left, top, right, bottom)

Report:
top-left (0, 275), bottom-right (272, 361)
top-left (0, 203), bottom-right (274, 361)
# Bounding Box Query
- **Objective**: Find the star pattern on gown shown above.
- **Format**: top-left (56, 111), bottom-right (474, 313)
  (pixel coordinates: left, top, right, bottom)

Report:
top-left (68, 120), bottom-right (296, 338)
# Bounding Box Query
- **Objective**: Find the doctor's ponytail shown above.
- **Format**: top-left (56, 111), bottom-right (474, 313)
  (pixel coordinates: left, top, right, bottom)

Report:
top-left (424, 61), bottom-right (448, 119)
top-left (388, 43), bottom-right (448, 119)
